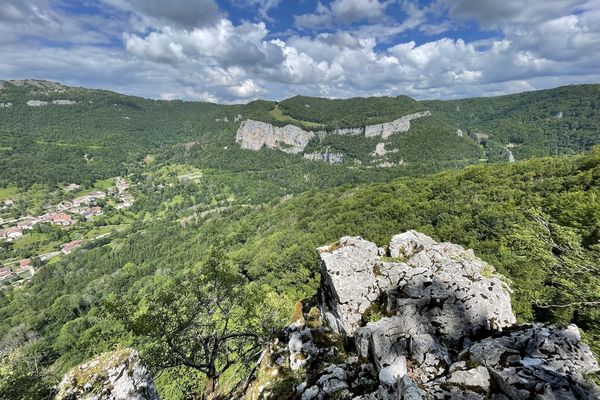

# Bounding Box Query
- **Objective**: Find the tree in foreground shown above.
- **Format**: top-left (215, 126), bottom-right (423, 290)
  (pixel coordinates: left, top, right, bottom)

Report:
top-left (109, 247), bottom-right (280, 399)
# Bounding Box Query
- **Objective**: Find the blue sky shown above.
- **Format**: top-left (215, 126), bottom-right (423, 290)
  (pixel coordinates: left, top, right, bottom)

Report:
top-left (1, 0), bottom-right (599, 102)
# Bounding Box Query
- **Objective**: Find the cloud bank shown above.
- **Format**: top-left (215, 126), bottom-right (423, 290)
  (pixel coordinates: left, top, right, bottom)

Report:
top-left (0, 0), bottom-right (599, 102)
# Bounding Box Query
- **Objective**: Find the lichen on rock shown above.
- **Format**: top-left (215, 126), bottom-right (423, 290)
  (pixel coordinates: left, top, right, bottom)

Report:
top-left (55, 348), bottom-right (158, 400)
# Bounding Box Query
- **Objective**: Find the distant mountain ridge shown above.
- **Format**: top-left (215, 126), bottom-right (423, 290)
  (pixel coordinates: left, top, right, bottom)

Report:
top-left (1, 79), bottom-right (599, 187)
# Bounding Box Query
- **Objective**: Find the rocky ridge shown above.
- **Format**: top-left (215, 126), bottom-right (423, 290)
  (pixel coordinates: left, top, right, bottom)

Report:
top-left (247, 231), bottom-right (599, 400)
top-left (235, 112), bottom-right (431, 155)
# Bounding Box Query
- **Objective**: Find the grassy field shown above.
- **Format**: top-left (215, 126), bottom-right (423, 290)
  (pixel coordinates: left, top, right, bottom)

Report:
top-left (84, 224), bottom-right (129, 239)
top-left (268, 104), bottom-right (325, 128)
top-left (11, 232), bottom-right (50, 250)
top-left (0, 186), bottom-right (18, 201)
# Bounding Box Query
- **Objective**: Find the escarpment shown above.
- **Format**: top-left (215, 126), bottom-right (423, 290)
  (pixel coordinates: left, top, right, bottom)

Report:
top-left (246, 231), bottom-right (600, 400)
top-left (235, 112), bottom-right (431, 155)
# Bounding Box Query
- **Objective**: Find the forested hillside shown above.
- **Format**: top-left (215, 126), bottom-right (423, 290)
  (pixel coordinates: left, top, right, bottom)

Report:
top-left (426, 84), bottom-right (600, 161)
top-left (1, 80), bottom-right (600, 399)
top-left (1, 147), bottom-right (599, 399)
top-left (2, 81), bottom-right (600, 189)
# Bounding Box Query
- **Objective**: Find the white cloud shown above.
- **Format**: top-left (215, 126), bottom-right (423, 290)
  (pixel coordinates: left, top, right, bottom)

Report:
top-left (0, 0), bottom-right (599, 103)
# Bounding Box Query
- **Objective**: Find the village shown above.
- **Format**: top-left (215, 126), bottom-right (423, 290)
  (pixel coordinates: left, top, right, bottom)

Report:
top-left (0, 177), bottom-right (134, 285)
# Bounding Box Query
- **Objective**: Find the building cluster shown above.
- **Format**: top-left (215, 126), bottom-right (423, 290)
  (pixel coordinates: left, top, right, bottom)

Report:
top-left (0, 258), bottom-right (35, 282)
top-left (0, 177), bottom-right (135, 285)
top-left (0, 211), bottom-right (77, 242)
top-left (0, 177), bottom-right (134, 243)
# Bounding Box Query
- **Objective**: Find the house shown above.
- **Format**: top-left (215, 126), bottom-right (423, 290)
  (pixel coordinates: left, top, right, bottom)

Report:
top-left (17, 217), bottom-right (39, 230)
top-left (72, 196), bottom-right (88, 206)
top-left (116, 194), bottom-right (134, 209)
top-left (82, 206), bottom-right (103, 219)
top-left (15, 259), bottom-right (34, 277)
top-left (0, 267), bottom-right (12, 281)
top-left (89, 191), bottom-right (107, 200)
top-left (61, 239), bottom-right (85, 254)
top-left (5, 227), bottom-right (23, 241)
top-left (114, 177), bottom-right (129, 193)
top-left (57, 201), bottom-right (73, 211)
top-left (52, 212), bottom-right (73, 226)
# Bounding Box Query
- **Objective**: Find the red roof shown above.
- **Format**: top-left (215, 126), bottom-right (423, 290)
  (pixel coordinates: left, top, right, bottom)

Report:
top-left (19, 258), bottom-right (31, 268)
top-left (62, 240), bottom-right (85, 253)
top-left (53, 213), bottom-right (72, 222)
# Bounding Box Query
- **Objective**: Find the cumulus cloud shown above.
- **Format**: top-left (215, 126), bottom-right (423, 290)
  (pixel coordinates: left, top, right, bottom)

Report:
top-left (1, 0), bottom-right (599, 103)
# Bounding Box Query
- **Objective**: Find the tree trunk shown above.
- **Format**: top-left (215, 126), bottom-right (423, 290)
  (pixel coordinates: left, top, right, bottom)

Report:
top-left (203, 373), bottom-right (216, 400)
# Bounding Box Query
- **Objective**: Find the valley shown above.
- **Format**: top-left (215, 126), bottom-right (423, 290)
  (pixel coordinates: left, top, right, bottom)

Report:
top-left (0, 80), bottom-right (599, 399)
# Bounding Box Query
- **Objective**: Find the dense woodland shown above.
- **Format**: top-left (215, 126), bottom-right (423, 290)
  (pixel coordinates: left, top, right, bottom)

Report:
top-left (0, 81), bottom-right (599, 399)
top-left (1, 81), bottom-right (600, 189)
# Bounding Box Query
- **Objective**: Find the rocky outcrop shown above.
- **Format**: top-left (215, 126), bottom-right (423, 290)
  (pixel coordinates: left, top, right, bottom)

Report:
top-left (55, 348), bottom-right (158, 400)
top-left (364, 112), bottom-right (431, 139)
top-left (504, 146), bottom-right (516, 163)
top-left (27, 100), bottom-right (49, 107)
top-left (52, 100), bottom-right (77, 105)
top-left (304, 151), bottom-right (344, 164)
top-left (372, 142), bottom-right (398, 157)
top-left (247, 231), bottom-right (600, 400)
top-left (235, 112), bottom-right (430, 154)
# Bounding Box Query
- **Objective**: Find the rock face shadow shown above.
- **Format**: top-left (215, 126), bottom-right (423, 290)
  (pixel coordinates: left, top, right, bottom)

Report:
top-left (289, 231), bottom-right (600, 399)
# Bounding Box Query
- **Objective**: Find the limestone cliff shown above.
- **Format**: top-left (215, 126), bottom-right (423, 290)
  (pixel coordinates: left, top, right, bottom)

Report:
top-left (245, 231), bottom-right (600, 400)
top-left (236, 119), bottom-right (315, 154)
top-left (235, 112), bottom-right (431, 155)
top-left (364, 111), bottom-right (431, 139)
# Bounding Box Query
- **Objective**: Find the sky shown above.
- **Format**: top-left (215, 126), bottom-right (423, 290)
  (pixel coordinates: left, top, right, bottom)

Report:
top-left (0, 0), bottom-right (599, 103)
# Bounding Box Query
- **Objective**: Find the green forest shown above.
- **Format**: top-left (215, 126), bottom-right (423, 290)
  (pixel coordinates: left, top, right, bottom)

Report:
top-left (0, 80), bottom-right (600, 399)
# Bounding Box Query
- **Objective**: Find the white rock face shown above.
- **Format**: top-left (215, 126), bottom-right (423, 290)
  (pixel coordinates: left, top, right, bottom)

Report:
top-left (372, 142), bottom-right (398, 157)
top-left (0, 102), bottom-right (12, 108)
top-left (318, 236), bottom-right (382, 336)
top-left (56, 349), bottom-right (158, 400)
top-left (319, 231), bottom-right (515, 339)
top-left (236, 119), bottom-right (315, 154)
top-left (236, 112), bottom-right (430, 154)
top-left (364, 111), bottom-right (431, 139)
top-left (304, 151), bottom-right (344, 163)
top-left (26, 100), bottom-right (48, 107)
top-left (52, 99), bottom-right (77, 105)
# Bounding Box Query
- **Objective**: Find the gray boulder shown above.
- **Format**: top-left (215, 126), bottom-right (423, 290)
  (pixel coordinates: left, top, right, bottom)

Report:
top-left (55, 348), bottom-right (158, 400)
